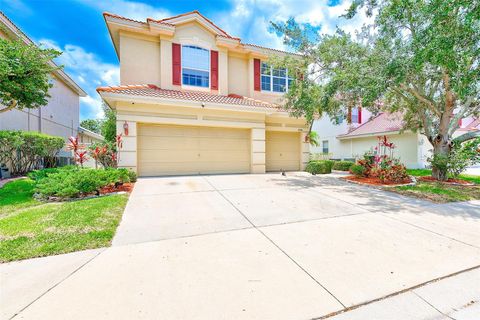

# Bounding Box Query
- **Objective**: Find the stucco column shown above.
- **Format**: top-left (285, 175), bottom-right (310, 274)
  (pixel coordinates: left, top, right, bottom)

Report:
top-left (218, 49), bottom-right (229, 95)
top-left (159, 38), bottom-right (173, 89)
top-left (251, 127), bottom-right (265, 173)
top-left (300, 132), bottom-right (310, 171)
top-left (247, 57), bottom-right (254, 98)
top-left (117, 120), bottom-right (137, 173)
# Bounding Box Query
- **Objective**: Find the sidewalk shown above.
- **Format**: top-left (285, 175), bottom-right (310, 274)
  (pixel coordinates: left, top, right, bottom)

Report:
top-left (328, 266), bottom-right (480, 319)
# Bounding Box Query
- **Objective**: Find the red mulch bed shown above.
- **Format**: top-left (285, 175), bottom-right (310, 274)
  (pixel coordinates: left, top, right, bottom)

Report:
top-left (418, 176), bottom-right (473, 185)
top-left (344, 175), bottom-right (412, 186)
top-left (99, 182), bottom-right (134, 195)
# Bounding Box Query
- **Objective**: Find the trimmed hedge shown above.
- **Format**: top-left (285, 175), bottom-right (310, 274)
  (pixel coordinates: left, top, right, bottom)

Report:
top-left (350, 164), bottom-right (366, 177)
top-left (306, 160), bottom-right (335, 175)
top-left (0, 130), bottom-right (64, 175)
top-left (333, 161), bottom-right (355, 171)
top-left (31, 167), bottom-right (137, 199)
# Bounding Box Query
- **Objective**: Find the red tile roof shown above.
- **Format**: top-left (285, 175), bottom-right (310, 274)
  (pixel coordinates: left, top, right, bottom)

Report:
top-left (338, 112), bottom-right (404, 138)
top-left (97, 84), bottom-right (281, 111)
top-left (103, 11), bottom-right (297, 55)
top-left (458, 118), bottom-right (480, 131)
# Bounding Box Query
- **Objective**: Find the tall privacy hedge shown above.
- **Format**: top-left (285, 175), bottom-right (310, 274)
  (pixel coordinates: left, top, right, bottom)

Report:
top-left (0, 130), bottom-right (64, 175)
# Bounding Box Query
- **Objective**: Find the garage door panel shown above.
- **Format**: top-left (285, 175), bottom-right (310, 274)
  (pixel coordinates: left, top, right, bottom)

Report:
top-left (137, 124), bottom-right (250, 176)
top-left (266, 131), bottom-right (300, 172)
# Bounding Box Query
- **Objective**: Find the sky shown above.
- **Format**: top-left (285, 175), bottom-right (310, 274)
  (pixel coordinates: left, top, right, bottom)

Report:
top-left (1, 0), bottom-right (370, 120)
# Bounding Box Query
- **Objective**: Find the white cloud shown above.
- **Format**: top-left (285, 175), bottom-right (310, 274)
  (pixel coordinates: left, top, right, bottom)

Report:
top-left (77, 0), bottom-right (172, 21)
top-left (213, 0), bottom-right (374, 50)
top-left (39, 39), bottom-right (119, 120)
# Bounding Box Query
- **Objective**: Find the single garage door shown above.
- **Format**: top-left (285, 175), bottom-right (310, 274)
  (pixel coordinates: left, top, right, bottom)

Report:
top-left (266, 131), bottom-right (300, 172)
top-left (137, 124), bottom-right (250, 176)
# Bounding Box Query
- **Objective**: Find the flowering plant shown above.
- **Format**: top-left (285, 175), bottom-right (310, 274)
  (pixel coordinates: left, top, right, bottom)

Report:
top-left (351, 136), bottom-right (409, 183)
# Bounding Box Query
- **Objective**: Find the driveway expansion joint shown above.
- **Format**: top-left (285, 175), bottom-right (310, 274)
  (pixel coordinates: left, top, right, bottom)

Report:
top-left (10, 249), bottom-right (105, 319)
top-left (314, 264), bottom-right (480, 319)
top-left (202, 176), bottom-right (347, 309)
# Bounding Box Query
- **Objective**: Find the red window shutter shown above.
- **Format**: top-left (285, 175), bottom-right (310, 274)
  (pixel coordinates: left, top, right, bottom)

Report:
top-left (253, 58), bottom-right (261, 91)
top-left (358, 107), bottom-right (362, 123)
top-left (172, 43), bottom-right (181, 85)
top-left (211, 50), bottom-right (218, 90)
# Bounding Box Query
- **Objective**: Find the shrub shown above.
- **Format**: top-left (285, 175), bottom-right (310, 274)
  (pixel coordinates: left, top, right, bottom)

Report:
top-left (351, 136), bottom-right (411, 183)
top-left (428, 137), bottom-right (480, 179)
top-left (0, 130), bottom-right (64, 175)
top-left (33, 167), bottom-right (135, 199)
top-left (306, 160), bottom-right (334, 174)
top-left (350, 164), bottom-right (366, 177)
top-left (333, 161), bottom-right (354, 171)
top-left (378, 164), bottom-right (409, 183)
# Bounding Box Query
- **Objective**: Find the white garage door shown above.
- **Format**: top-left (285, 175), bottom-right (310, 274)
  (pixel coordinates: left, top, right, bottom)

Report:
top-left (266, 131), bottom-right (300, 172)
top-left (137, 124), bottom-right (251, 176)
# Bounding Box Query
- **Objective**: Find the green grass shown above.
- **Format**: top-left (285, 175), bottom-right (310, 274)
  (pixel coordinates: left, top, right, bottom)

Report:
top-left (406, 169), bottom-right (480, 184)
top-left (0, 179), bottom-right (128, 262)
top-left (0, 179), bottom-right (39, 215)
top-left (387, 169), bottom-right (480, 202)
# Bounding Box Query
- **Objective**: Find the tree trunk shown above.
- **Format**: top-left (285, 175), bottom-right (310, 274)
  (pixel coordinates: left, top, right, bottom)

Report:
top-left (431, 135), bottom-right (451, 181)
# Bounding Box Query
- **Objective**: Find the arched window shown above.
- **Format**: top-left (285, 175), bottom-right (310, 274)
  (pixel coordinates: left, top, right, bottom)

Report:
top-left (182, 45), bottom-right (210, 88)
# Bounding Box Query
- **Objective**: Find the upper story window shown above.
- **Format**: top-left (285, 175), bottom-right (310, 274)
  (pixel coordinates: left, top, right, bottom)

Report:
top-left (351, 107), bottom-right (360, 123)
top-left (182, 45), bottom-right (209, 88)
top-left (261, 62), bottom-right (293, 93)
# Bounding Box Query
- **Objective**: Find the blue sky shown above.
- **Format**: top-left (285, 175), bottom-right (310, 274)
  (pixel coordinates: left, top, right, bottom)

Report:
top-left (2, 0), bottom-right (368, 120)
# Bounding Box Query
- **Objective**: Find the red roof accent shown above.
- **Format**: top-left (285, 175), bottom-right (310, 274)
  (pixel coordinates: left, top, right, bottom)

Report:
top-left (458, 118), bottom-right (480, 131)
top-left (338, 112), bottom-right (404, 138)
top-left (97, 84), bottom-right (280, 111)
top-left (103, 11), bottom-right (298, 55)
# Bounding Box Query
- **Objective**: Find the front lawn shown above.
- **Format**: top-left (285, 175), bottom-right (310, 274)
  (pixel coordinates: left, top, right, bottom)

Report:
top-left (0, 179), bottom-right (128, 262)
top-left (407, 169), bottom-right (480, 184)
top-left (389, 169), bottom-right (480, 203)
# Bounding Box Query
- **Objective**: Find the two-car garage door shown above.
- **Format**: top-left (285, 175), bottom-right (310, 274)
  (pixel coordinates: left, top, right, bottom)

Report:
top-left (137, 124), bottom-right (250, 176)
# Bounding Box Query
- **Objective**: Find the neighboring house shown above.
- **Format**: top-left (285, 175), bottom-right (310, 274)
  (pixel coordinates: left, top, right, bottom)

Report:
top-left (313, 111), bottom-right (479, 169)
top-left (78, 126), bottom-right (103, 168)
top-left (78, 126), bottom-right (104, 145)
top-left (97, 10), bottom-right (309, 177)
top-left (0, 11), bottom-right (86, 164)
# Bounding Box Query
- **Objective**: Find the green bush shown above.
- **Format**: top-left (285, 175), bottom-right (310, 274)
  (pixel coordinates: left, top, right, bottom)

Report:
top-left (306, 160), bottom-right (335, 175)
top-left (350, 164), bottom-right (366, 177)
top-left (0, 130), bottom-right (64, 175)
top-left (333, 161), bottom-right (354, 171)
top-left (33, 167), bottom-right (135, 199)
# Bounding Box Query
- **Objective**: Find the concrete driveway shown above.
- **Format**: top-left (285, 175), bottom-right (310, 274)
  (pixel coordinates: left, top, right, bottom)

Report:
top-left (2, 172), bottom-right (480, 319)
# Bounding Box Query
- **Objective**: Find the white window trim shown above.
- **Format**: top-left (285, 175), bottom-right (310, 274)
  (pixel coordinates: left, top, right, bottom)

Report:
top-left (260, 62), bottom-right (291, 93)
top-left (181, 44), bottom-right (211, 89)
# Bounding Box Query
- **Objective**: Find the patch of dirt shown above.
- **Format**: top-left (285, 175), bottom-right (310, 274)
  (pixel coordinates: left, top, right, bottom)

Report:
top-left (418, 176), bottom-right (474, 185)
top-left (99, 183), bottom-right (134, 195)
top-left (344, 175), bottom-right (412, 186)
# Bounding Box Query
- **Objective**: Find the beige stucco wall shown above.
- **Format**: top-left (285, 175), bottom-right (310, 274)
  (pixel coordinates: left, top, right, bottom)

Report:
top-left (113, 99), bottom-right (308, 174)
top-left (228, 55), bottom-right (249, 97)
top-left (120, 32), bottom-right (161, 86)
top-left (336, 132), bottom-right (422, 168)
top-left (117, 20), bottom-right (293, 104)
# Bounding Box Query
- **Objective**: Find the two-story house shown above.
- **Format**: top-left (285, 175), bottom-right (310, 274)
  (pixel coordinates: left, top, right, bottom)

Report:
top-left (97, 10), bottom-right (309, 177)
top-left (0, 11), bottom-right (87, 164)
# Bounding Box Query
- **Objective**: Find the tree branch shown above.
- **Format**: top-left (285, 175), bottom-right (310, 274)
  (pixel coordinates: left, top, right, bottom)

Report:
top-left (400, 84), bottom-right (441, 117)
top-left (0, 100), bottom-right (18, 113)
top-left (453, 130), bottom-right (480, 143)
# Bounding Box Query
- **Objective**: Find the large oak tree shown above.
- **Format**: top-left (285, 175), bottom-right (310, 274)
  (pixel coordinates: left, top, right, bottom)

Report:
top-left (271, 0), bottom-right (479, 180)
